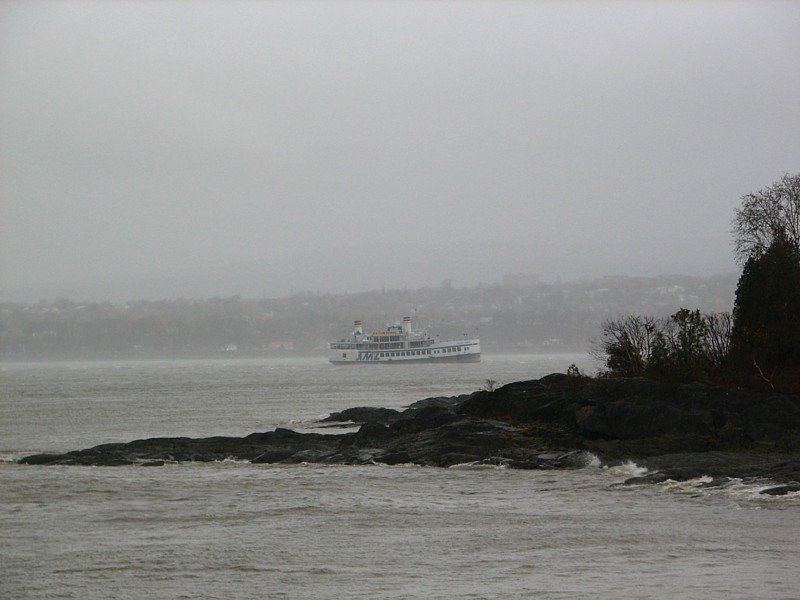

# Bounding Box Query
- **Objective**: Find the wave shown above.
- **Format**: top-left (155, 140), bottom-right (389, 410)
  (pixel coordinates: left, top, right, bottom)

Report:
top-left (582, 452), bottom-right (603, 468)
top-left (604, 465), bottom-right (800, 502)
top-left (448, 460), bottom-right (509, 470)
top-left (601, 459), bottom-right (650, 479)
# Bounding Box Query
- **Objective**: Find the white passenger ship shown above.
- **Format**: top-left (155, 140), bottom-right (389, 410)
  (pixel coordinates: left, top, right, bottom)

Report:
top-left (329, 317), bottom-right (480, 364)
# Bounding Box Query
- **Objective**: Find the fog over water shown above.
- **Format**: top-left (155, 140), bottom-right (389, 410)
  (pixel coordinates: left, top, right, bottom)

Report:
top-left (1, 2), bottom-right (799, 301)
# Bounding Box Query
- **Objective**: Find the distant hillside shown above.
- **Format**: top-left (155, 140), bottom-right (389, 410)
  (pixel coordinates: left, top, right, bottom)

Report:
top-left (0, 273), bottom-right (736, 359)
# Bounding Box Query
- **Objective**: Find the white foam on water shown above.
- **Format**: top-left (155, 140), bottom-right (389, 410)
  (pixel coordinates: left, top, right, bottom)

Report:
top-left (215, 457), bottom-right (250, 465)
top-left (582, 452), bottom-right (602, 468)
top-left (702, 478), bottom-right (800, 502)
top-left (657, 475), bottom-right (714, 493)
top-left (602, 459), bottom-right (650, 479)
top-left (448, 461), bottom-right (508, 470)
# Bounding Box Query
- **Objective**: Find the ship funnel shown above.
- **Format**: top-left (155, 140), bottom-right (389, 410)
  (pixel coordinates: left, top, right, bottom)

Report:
top-left (403, 317), bottom-right (412, 334)
top-left (354, 320), bottom-right (363, 335)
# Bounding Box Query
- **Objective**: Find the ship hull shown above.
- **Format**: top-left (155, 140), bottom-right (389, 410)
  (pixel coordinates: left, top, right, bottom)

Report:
top-left (329, 352), bottom-right (480, 365)
top-left (328, 338), bottom-right (480, 365)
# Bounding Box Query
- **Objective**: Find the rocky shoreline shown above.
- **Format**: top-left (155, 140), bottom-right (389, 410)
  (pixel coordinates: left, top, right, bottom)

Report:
top-left (19, 373), bottom-right (800, 494)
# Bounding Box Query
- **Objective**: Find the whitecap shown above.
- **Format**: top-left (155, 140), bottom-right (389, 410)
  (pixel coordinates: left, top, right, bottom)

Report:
top-left (448, 460), bottom-right (508, 470)
top-left (657, 475), bottom-right (714, 493)
top-left (582, 452), bottom-right (602, 468)
top-left (603, 459), bottom-right (650, 479)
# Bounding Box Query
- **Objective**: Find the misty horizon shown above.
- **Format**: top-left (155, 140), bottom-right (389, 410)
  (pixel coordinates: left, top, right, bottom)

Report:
top-left (3, 239), bottom-right (740, 304)
top-left (2, 2), bottom-right (798, 303)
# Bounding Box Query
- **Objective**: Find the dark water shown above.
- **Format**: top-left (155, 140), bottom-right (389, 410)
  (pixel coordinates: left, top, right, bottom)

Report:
top-left (2, 356), bottom-right (799, 599)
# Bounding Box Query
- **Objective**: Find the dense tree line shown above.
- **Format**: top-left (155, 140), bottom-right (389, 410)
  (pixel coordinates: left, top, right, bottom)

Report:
top-left (599, 173), bottom-right (800, 392)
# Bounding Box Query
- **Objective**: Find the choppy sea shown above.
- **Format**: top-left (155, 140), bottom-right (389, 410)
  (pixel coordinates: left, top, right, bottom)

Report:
top-left (2, 355), bottom-right (799, 599)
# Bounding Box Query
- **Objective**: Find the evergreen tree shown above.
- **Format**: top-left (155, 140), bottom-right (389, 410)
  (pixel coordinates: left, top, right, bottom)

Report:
top-left (731, 235), bottom-right (800, 371)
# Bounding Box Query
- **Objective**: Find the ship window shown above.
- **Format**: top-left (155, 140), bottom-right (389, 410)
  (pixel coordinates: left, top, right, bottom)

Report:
top-left (342, 353), bottom-right (347, 358)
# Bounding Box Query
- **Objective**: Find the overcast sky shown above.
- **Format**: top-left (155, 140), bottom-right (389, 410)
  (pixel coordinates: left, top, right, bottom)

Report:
top-left (1, 1), bottom-right (799, 301)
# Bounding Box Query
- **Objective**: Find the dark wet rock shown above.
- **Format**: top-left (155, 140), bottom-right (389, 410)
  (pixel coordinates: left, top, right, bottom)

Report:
top-left (388, 405), bottom-right (463, 434)
top-left (619, 473), bottom-right (672, 486)
top-left (18, 452), bottom-right (75, 465)
top-left (19, 374), bottom-right (800, 485)
top-left (321, 407), bottom-right (401, 425)
top-left (574, 405), bottom-right (614, 438)
top-left (761, 483), bottom-right (800, 496)
top-left (460, 376), bottom-right (800, 455)
top-left (377, 451), bottom-right (413, 465)
top-left (405, 394), bottom-right (472, 411)
top-left (344, 422), bottom-right (393, 445)
top-left (636, 452), bottom-right (800, 484)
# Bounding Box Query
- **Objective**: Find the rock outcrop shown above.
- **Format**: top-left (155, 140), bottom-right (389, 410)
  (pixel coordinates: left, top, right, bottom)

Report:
top-left (20, 374), bottom-right (800, 489)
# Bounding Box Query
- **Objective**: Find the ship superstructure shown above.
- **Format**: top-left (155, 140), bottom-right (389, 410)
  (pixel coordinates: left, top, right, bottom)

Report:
top-left (328, 317), bottom-right (480, 364)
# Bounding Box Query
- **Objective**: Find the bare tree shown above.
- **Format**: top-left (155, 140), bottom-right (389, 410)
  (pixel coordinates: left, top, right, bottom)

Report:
top-left (595, 314), bottom-right (661, 376)
top-left (732, 173), bottom-right (800, 264)
top-left (703, 311), bottom-right (732, 371)
top-left (595, 310), bottom-right (732, 379)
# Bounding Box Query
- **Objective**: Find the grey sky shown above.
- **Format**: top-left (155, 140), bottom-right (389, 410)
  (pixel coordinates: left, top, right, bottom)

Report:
top-left (2, 1), bottom-right (799, 301)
